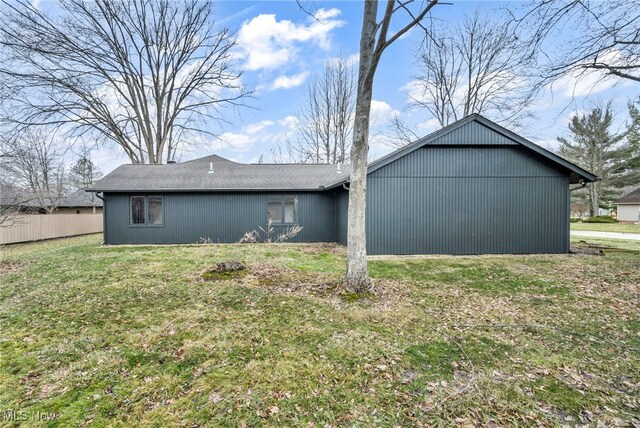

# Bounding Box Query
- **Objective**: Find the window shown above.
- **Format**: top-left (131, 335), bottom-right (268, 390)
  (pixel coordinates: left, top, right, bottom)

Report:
top-left (148, 196), bottom-right (163, 225)
top-left (131, 196), bottom-right (146, 224)
top-left (130, 196), bottom-right (163, 226)
top-left (267, 200), bottom-right (282, 223)
top-left (267, 196), bottom-right (297, 224)
top-left (284, 197), bottom-right (296, 223)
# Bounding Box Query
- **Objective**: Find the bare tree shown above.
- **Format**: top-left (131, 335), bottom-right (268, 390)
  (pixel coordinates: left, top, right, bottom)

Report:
top-left (0, 180), bottom-right (28, 227)
top-left (274, 59), bottom-right (355, 164)
top-left (520, 1), bottom-right (640, 86)
top-left (412, 11), bottom-right (536, 128)
top-left (0, 0), bottom-right (247, 164)
top-left (346, 0), bottom-right (439, 292)
top-left (0, 129), bottom-right (68, 214)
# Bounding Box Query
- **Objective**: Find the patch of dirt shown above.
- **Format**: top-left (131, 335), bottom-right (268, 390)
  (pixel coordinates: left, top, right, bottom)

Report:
top-left (241, 263), bottom-right (410, 305)
top-left (245, 263), bottom-right (342, 296)
top-left (0, 259), bottom-right (23, 274)
top-left (570, 244), bottom-right (604, 256)
top-left (202, 260), bottom-right (247, 281)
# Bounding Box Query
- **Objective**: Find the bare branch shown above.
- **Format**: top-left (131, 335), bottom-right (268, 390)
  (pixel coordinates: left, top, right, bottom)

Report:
top-left (411, 10), bottom-right (537, 128)
top-left (0, 0), bottom-right (249, 164)
top-left (518, 0), bottom-right (640, 89)
top-left (272, 58), bottom-right (355, 164)
top-left (0, 128), bottom-right (68, 216)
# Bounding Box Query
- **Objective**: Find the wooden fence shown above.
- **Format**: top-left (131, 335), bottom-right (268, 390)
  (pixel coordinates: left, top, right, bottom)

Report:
top-left (0, 214), bottom-right (103, 245)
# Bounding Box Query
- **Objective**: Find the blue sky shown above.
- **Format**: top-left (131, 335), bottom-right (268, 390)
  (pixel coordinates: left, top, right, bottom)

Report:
top-left (66, 1), bottom-right (639, 174)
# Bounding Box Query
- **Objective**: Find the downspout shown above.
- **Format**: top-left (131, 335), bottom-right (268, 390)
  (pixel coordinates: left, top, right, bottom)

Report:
top-left (93, 192), bottom-right (106, 245)
top-left (567, 179), bottom-right (589, 253)
top-left (569, 179), bottom-right (587, 192)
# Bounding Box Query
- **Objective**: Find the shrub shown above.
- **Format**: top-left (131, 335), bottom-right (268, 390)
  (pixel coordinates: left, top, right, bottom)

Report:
top-left (570, 218), bottom-right (581, 223)
top-left (582, 216), bottom-right (618, 223)
top-left (238, 219), bottom-right (303, 243)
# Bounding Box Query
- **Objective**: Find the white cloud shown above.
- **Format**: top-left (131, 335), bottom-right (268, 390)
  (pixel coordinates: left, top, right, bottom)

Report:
top-left (551, 69), bottom-right (618, 99)
top-left (370, 100), bottom-right (400, 127)
top-left (416, 118), bottom-right (440, 134)
top-left (314, 8), bottom-right (341, 21)
top-left (244, 120), bottom-right (274, 134)
top-left (550, 50), bottom-right (636, 99)
top-left (236, 9), bottom-right (346, 71)
top-left (278, 115), bottom-right (300, 129)
top-left (326, 53), bottom-right (360, 67)
top-left (209, 120), bottom-right (276, 154)
top-left (211, 132), bottom-right (256, 153)
top-left (270, 71), bottom-right (310, 90)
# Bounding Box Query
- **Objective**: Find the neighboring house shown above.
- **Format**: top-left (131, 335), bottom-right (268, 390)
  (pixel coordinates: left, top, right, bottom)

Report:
top-left (615, 187), bottom-right (640, 223)
top-left (0, 189), bottom-right (103, 215)
top-left (54, 190), bottom-right (103, 214)
top-left (88, 114), bottom-right (597, 254)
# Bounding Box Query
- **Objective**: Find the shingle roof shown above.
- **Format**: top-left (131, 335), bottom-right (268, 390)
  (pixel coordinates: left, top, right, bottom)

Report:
top-left (615, 187), bottom-right (640, 204)
top-left (88, 155), bottom-right (351, 192)
top-left (88, 115), bottom-right (599, 193)
top-left (58, 189), bottom-right (103, 208)
top-left (0, 189), bottom-right (102, 208)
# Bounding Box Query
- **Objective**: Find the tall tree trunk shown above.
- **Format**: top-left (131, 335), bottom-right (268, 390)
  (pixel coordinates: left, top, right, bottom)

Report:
top-left (590, 184), bottom-right (599, 217)
top-left (346, 2), bottom-right (378, 292)
top-left (345, 0), bottom-right (439, 292)
top-left (346, 89), bottom-right (374, 291)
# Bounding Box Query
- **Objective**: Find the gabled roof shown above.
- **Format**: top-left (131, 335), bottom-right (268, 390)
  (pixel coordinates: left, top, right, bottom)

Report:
top-left (88, 155), bottom-right (351, 192)
top-left (89, 114), bottom-right (598, 193)
top-left (327, 114), bottom-right (598, 187)
top-left (615, 187), bottom-right (640, 204)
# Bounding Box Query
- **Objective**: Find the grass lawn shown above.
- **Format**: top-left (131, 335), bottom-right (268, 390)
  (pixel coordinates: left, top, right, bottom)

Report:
top-left (571, 236), bottom-right (640, 252)
top-left (571, 222), bottom-right (640, 234)
top-left (1, 235), bottom-right (639, 427)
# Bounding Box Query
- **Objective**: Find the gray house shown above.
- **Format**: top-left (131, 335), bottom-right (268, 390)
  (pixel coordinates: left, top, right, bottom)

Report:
top-left (88, 114), bottom-right (597, 254)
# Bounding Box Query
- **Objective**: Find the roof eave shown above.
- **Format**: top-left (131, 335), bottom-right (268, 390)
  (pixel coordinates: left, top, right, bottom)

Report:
top-left (363, 114), bottom-right (599, 184)
top-left (471, 115), bottom-right (598, 183)
top-left (87, 187), bottom-right (334, 193)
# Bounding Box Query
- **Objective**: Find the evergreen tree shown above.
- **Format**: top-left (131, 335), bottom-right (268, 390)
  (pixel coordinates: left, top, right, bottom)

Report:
top-left (626, 102), bottom-right (640, 171)
top-left (69, 152), bottom-right (102, 190)
top-left (558, 105), bottom-right (639, 217)
top-left (69, 150), bottom-right (102, 212)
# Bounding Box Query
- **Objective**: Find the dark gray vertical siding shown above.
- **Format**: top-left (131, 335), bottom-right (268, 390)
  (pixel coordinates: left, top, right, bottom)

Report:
top-left (430, 121), bottom-right (520, 145)
top-left (369, 146), bottom-right (563, 179)
top-left (366, 146), bottom-right (570, 254)
top-left (335, 190), bottom-right (348, 245)
top-left (103, 144), bottom-right (573, 253)
top-left (103, 192), bottom-right (336, 245)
